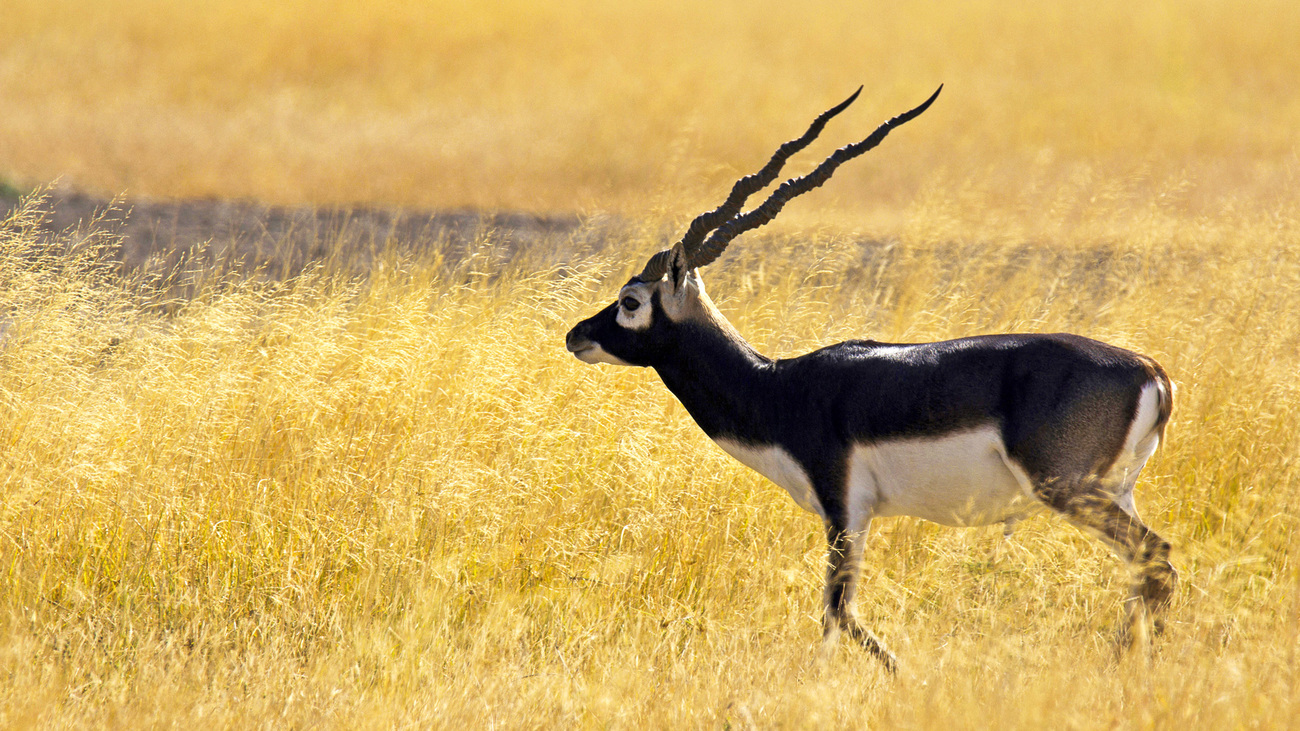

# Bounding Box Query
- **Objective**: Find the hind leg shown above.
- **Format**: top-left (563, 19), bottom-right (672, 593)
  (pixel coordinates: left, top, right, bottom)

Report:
top-left (1034, 477), bottom-right (1176, 651)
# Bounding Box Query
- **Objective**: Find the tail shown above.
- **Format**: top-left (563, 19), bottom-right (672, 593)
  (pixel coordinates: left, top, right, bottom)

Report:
top-left (1139, 356), bottom-right (1174, 447)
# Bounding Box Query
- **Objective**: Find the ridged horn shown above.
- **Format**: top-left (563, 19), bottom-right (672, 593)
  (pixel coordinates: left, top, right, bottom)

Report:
top-left (677, 87), bottom-right (862, 259)
top-left (638, 87), bottom-right (863, 282)
top-left (689, 85), bottom-right (942, 270)
top-left (638, 247), bottom-right (674, 281)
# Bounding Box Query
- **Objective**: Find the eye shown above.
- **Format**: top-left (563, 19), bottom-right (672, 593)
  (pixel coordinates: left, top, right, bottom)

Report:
top-left (620, 296), bottom-right (640, 311)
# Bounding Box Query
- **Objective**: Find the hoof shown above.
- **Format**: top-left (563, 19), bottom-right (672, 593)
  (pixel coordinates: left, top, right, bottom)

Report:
top-left (845, 620), bottom-right (898, 675)
top-left (1137, 561), bottom-right (1178, 609)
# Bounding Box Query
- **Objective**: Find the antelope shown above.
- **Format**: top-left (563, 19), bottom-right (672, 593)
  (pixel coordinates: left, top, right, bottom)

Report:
top-left (564, 86), bottom-right (1176, 673)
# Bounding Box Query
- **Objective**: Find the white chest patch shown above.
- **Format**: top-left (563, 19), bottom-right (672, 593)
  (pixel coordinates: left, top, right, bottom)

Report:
top-left (712, 438), bottom-right (824, 518)
top-left (847, 426), bottom-right (1042, 528)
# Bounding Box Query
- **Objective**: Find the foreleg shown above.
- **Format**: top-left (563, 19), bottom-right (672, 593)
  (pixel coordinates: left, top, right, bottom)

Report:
top-left (823, 521), bottom-right (897, 673)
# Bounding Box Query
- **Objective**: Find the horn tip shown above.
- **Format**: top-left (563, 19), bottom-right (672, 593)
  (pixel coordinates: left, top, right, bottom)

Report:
top-left (909, 84), bottom-right (944, 117)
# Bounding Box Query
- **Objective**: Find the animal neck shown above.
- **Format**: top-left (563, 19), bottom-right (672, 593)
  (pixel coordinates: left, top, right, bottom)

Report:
top-left (651, 318), bottom-right (776, 442)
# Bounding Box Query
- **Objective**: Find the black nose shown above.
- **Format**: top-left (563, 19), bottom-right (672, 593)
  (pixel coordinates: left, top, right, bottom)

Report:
top-left (565, 325), bottom-right (589, 353)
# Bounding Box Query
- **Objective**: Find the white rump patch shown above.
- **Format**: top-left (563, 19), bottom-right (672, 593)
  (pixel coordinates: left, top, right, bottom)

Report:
top-left (1120, 382), bottom-right (1163, 468)
top-left (848, 426), bottom-right (1042, 528)
top-left (1102, 382), bottom-right (1164, 516)
top-left (712, 438), bottom-right (824, 519)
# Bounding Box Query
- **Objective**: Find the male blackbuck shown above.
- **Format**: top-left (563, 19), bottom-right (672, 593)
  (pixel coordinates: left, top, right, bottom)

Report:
top-left (565, 86), bottom-right (1176, 673)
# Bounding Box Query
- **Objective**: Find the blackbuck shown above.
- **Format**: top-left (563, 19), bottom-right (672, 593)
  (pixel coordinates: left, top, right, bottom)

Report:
top-left (565, 86), bottom-right (1176, 673)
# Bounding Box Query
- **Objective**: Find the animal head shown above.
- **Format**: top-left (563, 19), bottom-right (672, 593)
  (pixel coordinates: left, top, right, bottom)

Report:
top-left (564, 242), bottom-right (732, 367)
top-left (566, 85), bottom-right (942, 368)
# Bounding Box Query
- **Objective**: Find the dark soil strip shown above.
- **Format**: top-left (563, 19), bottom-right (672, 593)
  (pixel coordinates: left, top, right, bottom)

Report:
top-left (1, 190), bottom-right (595, 283)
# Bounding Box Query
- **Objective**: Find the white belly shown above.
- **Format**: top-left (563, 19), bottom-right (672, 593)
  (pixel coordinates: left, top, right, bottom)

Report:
top-left (712, 427), bottom-right (1043, 529)
top-left (849, 426), bottom-right (1041, 527)
top-left (712, 438), bottom-right (824, 518)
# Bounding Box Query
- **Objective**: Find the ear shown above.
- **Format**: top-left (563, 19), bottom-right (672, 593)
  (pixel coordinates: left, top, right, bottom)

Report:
top-left (667, 243), bottom-right (690, 292)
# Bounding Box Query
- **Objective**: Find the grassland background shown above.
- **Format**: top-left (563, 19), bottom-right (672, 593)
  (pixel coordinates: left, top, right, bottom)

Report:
top-left (1, 0), bottom-right (1299, 728)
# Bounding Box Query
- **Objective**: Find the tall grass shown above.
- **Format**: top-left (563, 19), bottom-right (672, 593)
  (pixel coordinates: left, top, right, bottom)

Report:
top-left (1, 0), bottom-right (1298, 725)
top-left (1, 188), bottom-right (1297, 726)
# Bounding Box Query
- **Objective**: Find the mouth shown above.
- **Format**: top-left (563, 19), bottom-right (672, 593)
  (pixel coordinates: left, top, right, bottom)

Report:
top-left (569, 345), bottom-right (599, 363)
top-left (567, 337), bottom-right (606, 364)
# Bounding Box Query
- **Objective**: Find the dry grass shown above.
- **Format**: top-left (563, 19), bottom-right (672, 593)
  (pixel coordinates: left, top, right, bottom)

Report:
top-left (1, 0), bottom-right (1299, 727)
top-left (1, 190), bottom-right (1297, 727)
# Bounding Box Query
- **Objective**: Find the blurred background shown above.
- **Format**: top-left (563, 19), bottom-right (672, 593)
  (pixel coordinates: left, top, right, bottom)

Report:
top-left (2, 0), bottom-right (1296, 231)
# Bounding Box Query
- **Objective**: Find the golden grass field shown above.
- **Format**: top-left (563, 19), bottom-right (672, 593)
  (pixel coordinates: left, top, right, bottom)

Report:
top-left (2, 0), bottom-right (1299, 727)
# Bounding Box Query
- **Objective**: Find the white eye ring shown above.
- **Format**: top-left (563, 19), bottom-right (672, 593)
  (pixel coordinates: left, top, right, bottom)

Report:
top-left (615, 291), bottom-right (652, 331)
